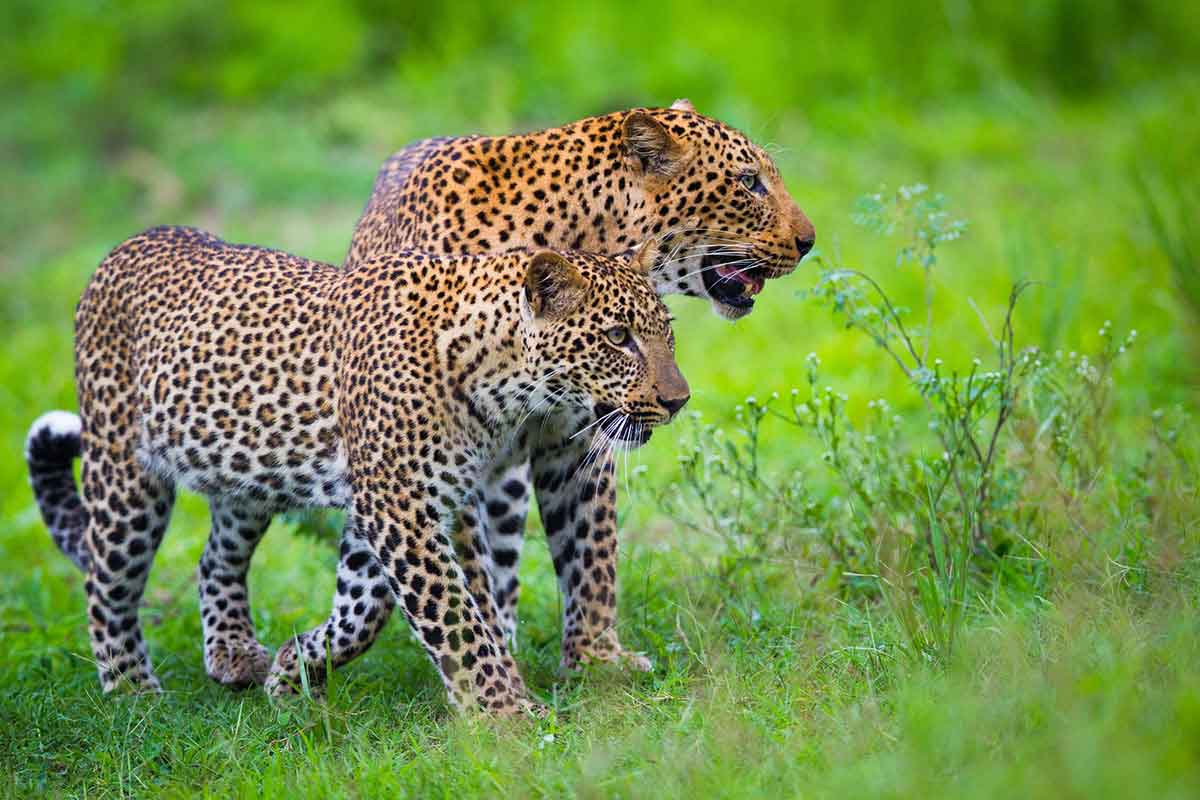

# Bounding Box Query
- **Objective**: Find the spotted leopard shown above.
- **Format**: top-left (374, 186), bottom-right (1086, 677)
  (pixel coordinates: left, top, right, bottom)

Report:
top-left (315, 99), bottom-right (816, 676)
top-left (27, 225), bottom-right (688, 714)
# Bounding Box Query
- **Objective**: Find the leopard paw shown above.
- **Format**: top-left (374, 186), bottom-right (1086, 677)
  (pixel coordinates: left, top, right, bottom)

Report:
top-left (264, 639), bottom-right (329, 697)
top-left (205, 638), bottom-right (271, 689)
top-left (561, 638), bottom-right (652, 673)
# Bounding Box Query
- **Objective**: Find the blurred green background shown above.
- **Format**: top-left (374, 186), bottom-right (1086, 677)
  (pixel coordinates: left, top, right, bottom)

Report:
top-left (2, 0), bottom-right (1196, 505)
top-left (1, 2), bottom-right (1198, 796)
top-left (3, 0), bottom-right (1197, 412)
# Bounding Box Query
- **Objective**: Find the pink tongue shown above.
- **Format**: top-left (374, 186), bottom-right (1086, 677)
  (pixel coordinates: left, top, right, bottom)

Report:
top-left (717, 264), bottom-right (763, 295)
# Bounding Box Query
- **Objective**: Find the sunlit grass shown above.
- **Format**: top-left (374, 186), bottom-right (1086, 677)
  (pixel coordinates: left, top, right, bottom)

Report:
top-left (1, 9), bottom-right (1199, 795)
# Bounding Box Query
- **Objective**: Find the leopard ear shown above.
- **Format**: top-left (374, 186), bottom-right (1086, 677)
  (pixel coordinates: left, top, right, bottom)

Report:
top-left (622, 111), bottom-right (684, 176)
top-left (630, 238), bottom-right (656, 275)
top-left (670, 98), bottom-right (695, 112)
top-left (525, 251), bottom-right (588, 321)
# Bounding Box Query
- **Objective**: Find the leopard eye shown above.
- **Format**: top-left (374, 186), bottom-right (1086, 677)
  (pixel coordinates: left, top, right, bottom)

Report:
top-left (605, 326), bottom-right (631, 347)
top-left (739, 172), bottom-right (767, 196)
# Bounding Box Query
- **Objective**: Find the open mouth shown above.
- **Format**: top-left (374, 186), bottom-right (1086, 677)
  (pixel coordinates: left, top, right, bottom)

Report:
top-left (700, 251), bottom-right (767, 310)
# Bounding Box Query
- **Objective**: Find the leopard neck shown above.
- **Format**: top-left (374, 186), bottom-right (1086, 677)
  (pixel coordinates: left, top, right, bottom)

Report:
top-left (433, 255), bottom-right (567, 439)
top-left (480, 112), bottom-right (647, 254)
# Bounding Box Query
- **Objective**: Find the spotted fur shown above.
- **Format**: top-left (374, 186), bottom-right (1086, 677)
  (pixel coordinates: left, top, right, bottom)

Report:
top-left (293, 101), bottom-right (815, 676)
top-left (27, 225), bottom-right (687, 714)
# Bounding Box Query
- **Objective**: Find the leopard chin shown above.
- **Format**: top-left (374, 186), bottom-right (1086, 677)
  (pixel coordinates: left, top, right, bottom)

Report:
top-left (591, 403), bottom-right (655, 449)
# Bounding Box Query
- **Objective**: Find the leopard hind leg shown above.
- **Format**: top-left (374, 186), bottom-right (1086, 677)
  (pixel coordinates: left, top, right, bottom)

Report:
top-left (198, 497), bottom-right (274, 688)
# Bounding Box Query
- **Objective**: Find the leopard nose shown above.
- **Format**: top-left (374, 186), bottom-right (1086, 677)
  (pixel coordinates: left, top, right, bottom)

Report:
top-left (795, 235), bottom-right (815, 258)
top-left (658, 393), bottom-right (690, 418)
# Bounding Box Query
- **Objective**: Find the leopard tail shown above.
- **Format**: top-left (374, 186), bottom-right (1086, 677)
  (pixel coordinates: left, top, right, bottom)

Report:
top-left (25, 410), bottom-right (90, 571)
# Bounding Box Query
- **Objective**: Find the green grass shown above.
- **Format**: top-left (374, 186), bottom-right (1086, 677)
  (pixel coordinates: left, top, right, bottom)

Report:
top-left (2, 2), bottom-right (1200, 797)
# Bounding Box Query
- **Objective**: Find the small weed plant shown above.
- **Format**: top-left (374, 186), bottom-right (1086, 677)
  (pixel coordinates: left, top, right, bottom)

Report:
top-left (660, 186), bottom-right (1176, 668)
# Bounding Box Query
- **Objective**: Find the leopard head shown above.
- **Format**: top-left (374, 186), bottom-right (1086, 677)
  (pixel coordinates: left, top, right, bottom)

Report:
top-left (522, 247), bottom-right (688, 449)
top-left (622, 99), bottom-right (816, 320)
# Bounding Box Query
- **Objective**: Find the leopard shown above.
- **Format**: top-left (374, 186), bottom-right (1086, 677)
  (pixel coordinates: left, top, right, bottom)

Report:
top-left (26, 224), bottom-right (688, 714)
top-left (256, 99), bottom-right (817, 689)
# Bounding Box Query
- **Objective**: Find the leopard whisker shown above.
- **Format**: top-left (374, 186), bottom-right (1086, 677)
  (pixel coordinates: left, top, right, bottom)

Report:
top-left (568, 407), bottom-right (623, 441)
top-left (653, 248), bottom-right (754, 275)
top-left (669, 256), bottom-right (762, 285)
top-left (569, 414), bottom-right (618, 486)
top-left (585, 418), bottom-right (621, 499)
top-left (584, 414), bottom-right (624, 489)
top-left (496, 367), bottom-right (572, 458)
